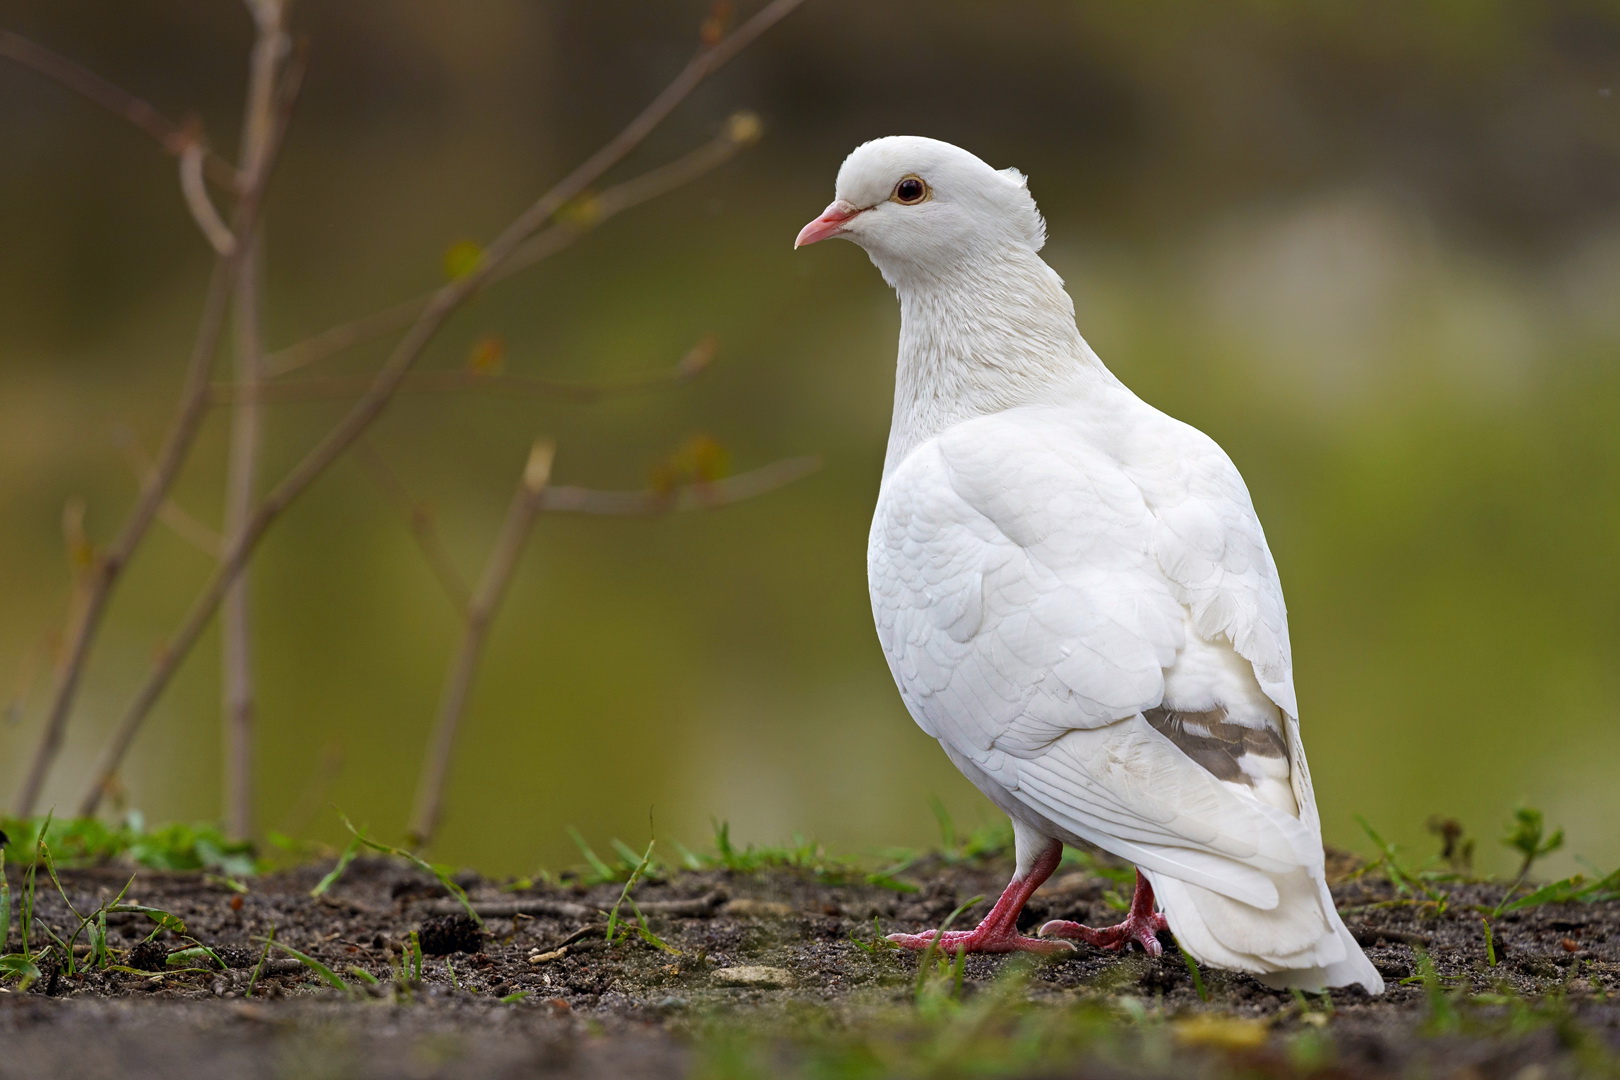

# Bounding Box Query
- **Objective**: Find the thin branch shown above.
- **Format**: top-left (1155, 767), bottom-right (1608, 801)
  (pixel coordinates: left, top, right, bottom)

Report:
top-left (535, 456), bottom-right (820, 516)
top-left (0, 26), bottom-right (240, 191)
top-left (222, 0), bottom-right (290, 842)
top-left (404, 450), bottom-right (818, 850)
top-left (262, 124), bottom-right (753, 379)
top-left (75, 0), bottom-right (809, 816)
top-left (407, 440), bottom-right (555, 849)
top-left (10, 32), bottom-right (297, 818)
top-left (22, 34), bottom-right (305, 822)
top-left (180, 139), bottom-right (236, 255)
top-left (223, 336), bottom-right (716, 405)
top-left (352, 439), bottom-right (471, 617)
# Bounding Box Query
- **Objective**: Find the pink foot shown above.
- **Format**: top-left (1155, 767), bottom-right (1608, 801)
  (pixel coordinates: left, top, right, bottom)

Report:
top-left (1039, 870), bottom-right (1171, 957)
top-left (1038, 913), bottom-right (1169, 956)
top-left (887, 927), bottom-right (1074, 955)
top-left (887, 838), bottom-right (1074, 956)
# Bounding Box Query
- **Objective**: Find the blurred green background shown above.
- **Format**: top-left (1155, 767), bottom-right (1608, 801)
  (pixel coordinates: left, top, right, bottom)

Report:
top-left (2, 1), bottom-right (1617, 878)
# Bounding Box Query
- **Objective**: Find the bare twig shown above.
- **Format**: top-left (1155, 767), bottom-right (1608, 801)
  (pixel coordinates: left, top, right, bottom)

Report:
top-left (0, 26), bottom-right (239, 190)
top-left (225, 336), bottom-right (716, 405)
top-left (407, 441), bottom-right (555, 848)
top-left (10, 61), bottom-right (295, 816)
top-left (75, 0), bottom-right (809, 816)
top-left (179, 140), bottom-right (236, 255)
top-left (536, 456), bottom-right (820, 516)
top-left (419, 889), bottom-right (728, 921)
top-left (221, 0), bottom-right (291, 842)
top-left (262, 125), bottom-right (754, 378)
top-left (406, 451), bottom-right (820, 847)
top-left (352, 440), bottom-right (471, 617)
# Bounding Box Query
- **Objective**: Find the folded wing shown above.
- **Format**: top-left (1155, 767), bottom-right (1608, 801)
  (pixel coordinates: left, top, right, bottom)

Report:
top-left (870, 405), bottom-right (1380, 989)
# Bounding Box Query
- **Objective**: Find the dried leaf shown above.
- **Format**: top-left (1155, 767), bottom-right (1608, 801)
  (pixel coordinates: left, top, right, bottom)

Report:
top-left (678, 336), bottom-right (718, 377)
top-left (467, 334), bottom-right (506, 376)
top-left (725, 111), bottom-right (763, 147)
top-left (685, 435), bottom-right (730, 484)
top-left (555, 193), bottom-right (602, 230)
top-left (700, 0), bottom-right (734, 46)
top-left (650, 434), bottom-right (731, 493)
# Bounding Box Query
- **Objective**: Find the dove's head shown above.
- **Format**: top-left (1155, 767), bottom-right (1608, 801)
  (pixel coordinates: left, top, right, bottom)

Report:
top-left (795, 136), bottom-right (1046, 279)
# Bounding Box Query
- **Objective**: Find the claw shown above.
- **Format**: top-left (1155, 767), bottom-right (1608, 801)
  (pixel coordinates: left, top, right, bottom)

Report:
top-left (1037, 871), bottom-right (1171, 956)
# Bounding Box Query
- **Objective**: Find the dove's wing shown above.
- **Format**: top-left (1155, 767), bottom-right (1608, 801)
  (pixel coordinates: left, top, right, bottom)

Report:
top-left (870, 403), bottom-right (1323, 911)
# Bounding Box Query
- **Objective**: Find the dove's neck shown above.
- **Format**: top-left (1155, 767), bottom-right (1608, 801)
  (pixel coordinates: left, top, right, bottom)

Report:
top-left (882, 246), bottom-right (1117, 475)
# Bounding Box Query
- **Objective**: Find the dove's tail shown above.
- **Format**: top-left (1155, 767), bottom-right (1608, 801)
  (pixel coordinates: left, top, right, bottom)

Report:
top-left (1146, 867), bottom-right (1383, 993)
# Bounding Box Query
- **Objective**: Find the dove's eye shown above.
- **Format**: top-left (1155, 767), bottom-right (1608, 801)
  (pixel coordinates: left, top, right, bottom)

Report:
top-left (894, 176), bottom-right (928, 205)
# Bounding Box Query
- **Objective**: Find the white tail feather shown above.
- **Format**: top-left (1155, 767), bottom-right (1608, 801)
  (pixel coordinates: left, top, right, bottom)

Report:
top-left (1147, 869), bottom-right (1383, 993)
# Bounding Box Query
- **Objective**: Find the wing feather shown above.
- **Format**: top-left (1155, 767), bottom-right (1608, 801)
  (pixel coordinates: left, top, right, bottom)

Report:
top-left (870, 404), bottom-right (1315, 907)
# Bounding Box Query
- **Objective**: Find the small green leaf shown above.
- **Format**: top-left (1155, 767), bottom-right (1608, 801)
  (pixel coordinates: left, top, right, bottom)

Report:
top-left (112, 904), bottom-right (187, 941)
top-left (1501, 806), bottom-right (1564, 877)
top-left (0, 953), bottom-right (42, 989)
top-left (443, 240), bottom-right (485, 281)
top-left (1497, 874), bottom-right (1599, 914)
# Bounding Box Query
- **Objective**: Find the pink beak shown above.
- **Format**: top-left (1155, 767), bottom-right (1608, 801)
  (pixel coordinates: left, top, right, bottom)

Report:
top-left (795, 199), bottom-right (863, 248)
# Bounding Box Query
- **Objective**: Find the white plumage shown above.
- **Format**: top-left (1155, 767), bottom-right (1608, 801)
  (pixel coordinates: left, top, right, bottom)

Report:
top-left (797, 136), bottom-right (1382, 993)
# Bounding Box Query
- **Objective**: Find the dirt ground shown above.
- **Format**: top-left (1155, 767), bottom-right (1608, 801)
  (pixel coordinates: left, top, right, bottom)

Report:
top-left (2, 852), bottom-right (1617, 1079)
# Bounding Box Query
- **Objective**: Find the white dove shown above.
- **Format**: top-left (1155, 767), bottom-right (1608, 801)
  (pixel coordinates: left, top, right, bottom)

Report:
top-left (795, 136), bottom-right (1382, 993)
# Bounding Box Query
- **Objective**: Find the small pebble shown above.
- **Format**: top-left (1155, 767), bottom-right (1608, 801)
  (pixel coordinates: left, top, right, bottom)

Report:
top-left (712, 965), bottom-right (795, 989)
top-left (721, 899), bottom-right (794, 920)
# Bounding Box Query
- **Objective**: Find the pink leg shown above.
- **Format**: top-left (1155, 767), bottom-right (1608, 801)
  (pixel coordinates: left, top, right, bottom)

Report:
top-left (887, 839), bottom-right (1074, 955)
top-left (1037, 869), bottom-right (1170, 957)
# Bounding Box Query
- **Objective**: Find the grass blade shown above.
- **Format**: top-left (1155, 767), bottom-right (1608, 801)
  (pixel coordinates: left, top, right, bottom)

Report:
top-left (1179, 944), bottom-right (1209, 1001)
top-left (338, 814), bottom-right (483, 927)
top-left (568, 827), bottom-right (617, 883)
top-left (605, 840), bottom-right (656, 943)
top-left (267, 939), bottom-right (350, 993)
top-left (309, 833), bottom-right (363, 898)
top-left (246, 925), bottom-right (275, 998)
top-left (0, 848), bottom-right (10, 953)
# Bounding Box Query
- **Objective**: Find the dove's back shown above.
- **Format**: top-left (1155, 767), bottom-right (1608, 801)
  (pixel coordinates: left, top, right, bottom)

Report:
top-left (868, 387), bottom-right (1383, 992)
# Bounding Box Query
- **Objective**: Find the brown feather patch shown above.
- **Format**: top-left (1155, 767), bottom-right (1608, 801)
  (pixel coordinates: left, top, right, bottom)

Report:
top-left (1144, 707), bottom-right (1287, 786)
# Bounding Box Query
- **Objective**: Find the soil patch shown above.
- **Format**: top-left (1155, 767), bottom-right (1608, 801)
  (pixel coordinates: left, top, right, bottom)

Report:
top-left (2, 854), bottom-right (1616, 1078)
